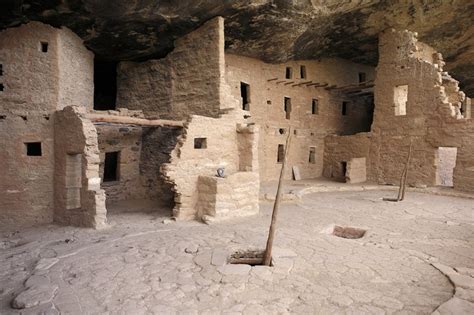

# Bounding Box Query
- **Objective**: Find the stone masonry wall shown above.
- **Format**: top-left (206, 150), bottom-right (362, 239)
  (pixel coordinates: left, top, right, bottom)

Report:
top-left (116, 17), bottom-right (225, 120)
top-left (54, 106), bottom-right (107, 228)
top-left (372, 29), bottom-right (474, 190)
top-left (225, 54), bottom-right (375, 182)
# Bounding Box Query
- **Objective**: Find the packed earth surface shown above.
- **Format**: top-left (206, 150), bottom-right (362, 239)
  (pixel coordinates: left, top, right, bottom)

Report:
top-left (1, 188), bottom-right (473, 314)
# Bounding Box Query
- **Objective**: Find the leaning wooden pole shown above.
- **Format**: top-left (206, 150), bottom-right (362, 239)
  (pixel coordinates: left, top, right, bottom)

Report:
top-left (399, 140), bottom-right (413, 201)
top-left (263, 127), bottom-right (292, 266)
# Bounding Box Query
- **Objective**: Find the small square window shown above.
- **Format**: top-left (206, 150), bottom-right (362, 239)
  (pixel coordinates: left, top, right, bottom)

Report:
top-left (358, 72), bottom-right (366, 83)
top-left (285, 67), bottom-right (292, 79)
top-left (25, 142), bottom-right (42, 156)
top-left (103, 151), bottom-right (119, 182)
top-left (194, 138), bottom-right (207, 149)
top-left (40, 42), bottom-right (48, 53)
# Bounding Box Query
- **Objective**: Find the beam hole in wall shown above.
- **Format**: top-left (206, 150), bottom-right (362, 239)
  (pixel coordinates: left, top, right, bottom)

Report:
top-left (278, 128), bottom-right (286, 135)
top-left (94, 59), bottom-right (118, 110)
top-left (285, 67), bottom-right (292, 79)
top-left (312, 99), bottom-right (319, 114)
top-left (0, 115), bottom-right (6, 120)
top-left (436, 147), bottom-right (457, 187)
top-left (284, 97), bottom-right (291, 120)
top-left (40, 41), bottom-right (48, 53)
top-left (277, 144), bottom-right (284, 163)
top-left (267, 100), bottom-right (272, 105)
top-left (300, 65), bottom-right (306, 79)
top-left (21, 115), bottom-right (27, 121)
top-left (309, 147), bottom-right (316, 164)
top-left (394, 84), bottom-right (408, 116)
top-left (103, 151), bottom-right (120, 182)
top-left (240, 82), bottom-right (250, 111)
top-left (194, 137), bottom-right (207, 149)
top-left (358, 72), bottom-right (366, 83)
top-left (342, 101), bottom-right (348, 116)
top-left (25, 142), bottom-right (42, 156)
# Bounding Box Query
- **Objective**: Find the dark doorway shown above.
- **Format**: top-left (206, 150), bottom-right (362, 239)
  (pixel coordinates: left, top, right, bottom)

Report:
top-left (240, 82), bottom-right (250, 111)
top-left (104, 151), bottom-right (120, 182)
top-left (94, 59), bottom-right (118, 110)
top-left (341, 161), bottom-right (347, 182)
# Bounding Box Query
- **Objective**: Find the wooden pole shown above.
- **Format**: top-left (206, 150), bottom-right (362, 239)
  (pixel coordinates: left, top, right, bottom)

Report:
top-left (383, 139), bottom-right (413, 202)
top-left (86, 114), bottom-right (185, 127)
top-left (263, 127), bottom-right (292, 266)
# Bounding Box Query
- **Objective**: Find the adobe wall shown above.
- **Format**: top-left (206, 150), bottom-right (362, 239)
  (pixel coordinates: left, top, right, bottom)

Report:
top-left (372, 29), bottom-right (474, 190)
top-left (0, 22), bottom-right (95, 228)
top-left (225, 54), bottom-right (375, 181)
top-left (116, 17), bottom-right (226, 120)
top-left (54, 106), bottom-right (106, 228)
top-left (0, 114), bottom-right (55, 227)
top-left (0, 22), bottom-right (93, 112)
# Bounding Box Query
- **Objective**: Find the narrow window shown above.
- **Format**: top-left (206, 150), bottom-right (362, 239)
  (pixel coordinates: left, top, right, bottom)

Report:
top-left (40, 42), bottom-right (48, 53)
top-left (342, 101), bottom-right (348, 116)
top-left (194, 138), bottom-right (207, 149)
top-left (394, 85), bottom-right (408, 116)
top-left (300, 65), bottom-right (306, 79)
top-left (0, 83), bottom-right (3, 91)
top-left (341, 161), bottom-right (347, 181)
top-left (312, 99), bottom-right (319, 114)
top-left (240, 82), bottom-right (250, 111)
top-left (284, 97), bottom-right (291, 120)
top-left (285, 67), bottom-right (292, 79)
top-left (0, 64), bottom-right (3, 76)
top-left (309, 147), bottom-right (316, 164)
top-left (358, 72), bottom-right (366, 83)
top-left (103, 151), bottom-right (119, 182)
top-left (277, 144), bottom-right (285, 163)
top-left (25, 142), bottom-right (42, 156)
top-left (94, 60), bottom-right (118, 110)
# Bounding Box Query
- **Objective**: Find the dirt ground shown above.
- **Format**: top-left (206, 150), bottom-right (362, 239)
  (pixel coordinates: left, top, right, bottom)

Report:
top-left (1, 188), bottom-right (473, 314)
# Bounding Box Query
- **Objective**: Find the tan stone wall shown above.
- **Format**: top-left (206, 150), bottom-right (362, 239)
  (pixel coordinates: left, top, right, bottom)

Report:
top-left (0, 114), bottom-right (55, 226)
top-left (197, 172), bottom-right (259, 220)
top-left (54, 106), bottom-right (106, 228)
top-left (225, 54), bottom-right (375, 181)
top-left (0, 22), bottom-right (93, 113)
top-left (325, 29), bottom-right (474, 192)
top-left (57, 27), bottom-right (94, 109)
top-left (0, 22), bottom-right (95, 228)
top-left (116, 17), bottom-right (226, 120)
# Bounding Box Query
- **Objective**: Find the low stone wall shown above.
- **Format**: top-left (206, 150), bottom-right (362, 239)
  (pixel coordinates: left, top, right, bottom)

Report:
top-left (197, 172), bottom-right (259, 221)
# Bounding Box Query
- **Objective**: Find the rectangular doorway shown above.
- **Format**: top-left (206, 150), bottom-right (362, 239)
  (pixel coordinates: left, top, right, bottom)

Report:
top-left (240, 82), bottom-right (250, 111)
top-left (436, 147), bottom-right (457, 187)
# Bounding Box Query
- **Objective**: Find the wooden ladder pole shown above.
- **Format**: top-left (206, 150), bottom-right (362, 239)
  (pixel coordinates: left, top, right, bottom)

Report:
top-left (263, 127), bottom-right (292, 266)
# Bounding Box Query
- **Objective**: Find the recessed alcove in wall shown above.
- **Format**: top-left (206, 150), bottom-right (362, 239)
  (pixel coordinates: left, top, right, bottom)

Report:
top-left (394, 85), bottom-right (408, 116)
top-left (94, 59), bottom-right (118, 110)
top-left (194, 137), bottom-right (207, 149)
top-left (309, 147), bottom-right (316, 164)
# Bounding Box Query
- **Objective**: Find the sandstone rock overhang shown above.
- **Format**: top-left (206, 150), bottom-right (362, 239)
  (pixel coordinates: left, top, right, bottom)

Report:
top-left (1, 0), bottom-right (473, 96)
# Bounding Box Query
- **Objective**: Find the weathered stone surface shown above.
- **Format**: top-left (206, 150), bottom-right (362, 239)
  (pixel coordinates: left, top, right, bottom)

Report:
top-left (11, 285), bottom-right (58, 309)
top-left (433, 297), bottom-right (474, 315)
top-left (1, 1), bottom-right (472, 95)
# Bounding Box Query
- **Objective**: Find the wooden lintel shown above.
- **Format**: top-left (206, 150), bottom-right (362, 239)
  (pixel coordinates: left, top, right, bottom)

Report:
top-left (87, 114), bottom-right (185, 127)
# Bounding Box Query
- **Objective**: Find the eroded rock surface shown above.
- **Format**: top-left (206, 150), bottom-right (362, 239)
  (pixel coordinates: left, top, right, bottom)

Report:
top-left (1, 1), bottom-right (473, 95)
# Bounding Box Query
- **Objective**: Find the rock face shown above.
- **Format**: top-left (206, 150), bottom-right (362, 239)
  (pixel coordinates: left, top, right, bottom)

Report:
top-left (1, 1), bottom-right (473, 96)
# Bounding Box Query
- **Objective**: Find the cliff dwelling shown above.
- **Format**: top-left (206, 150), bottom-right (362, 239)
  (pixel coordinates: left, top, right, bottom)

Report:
top-left (0, 1), bottom-right (473, 314)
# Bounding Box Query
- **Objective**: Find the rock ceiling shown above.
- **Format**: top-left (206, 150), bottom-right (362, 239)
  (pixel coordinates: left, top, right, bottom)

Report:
top-left (1, 0), bottom-right (473, 96)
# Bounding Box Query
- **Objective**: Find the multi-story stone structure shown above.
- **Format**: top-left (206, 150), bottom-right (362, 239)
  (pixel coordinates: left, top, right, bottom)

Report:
top-left (0, 17), bottom-right (472, 229)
